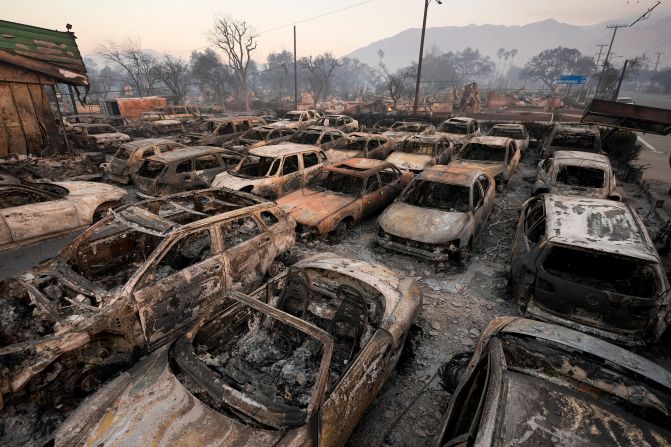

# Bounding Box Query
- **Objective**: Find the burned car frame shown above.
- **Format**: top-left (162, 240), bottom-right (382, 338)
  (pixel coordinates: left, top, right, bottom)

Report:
top-left (0, 188), bottom-right (295, 446)
top-left (509, 193), bottom-right (670, 345)
top-left (539, 124), bottom-right (603, 159)
top-left (451, 136), bottom-right (520, 191)
top-left (104, 138), bottom-right (186, 185)
top-left (434, 317), bottom-right (671, 446)
top-left (435, 117), bottom-right (481, 145)
top-left (487, 123), bottom-right (530, 155)
top-left (55, 253), bottom-right (422, 447)
top-left (385, 134), bottom-right (454, 173)
top-left (67, 123), bottom-right (131, 150)
top-left (179, 116), bottom-right (266, 146)
top-left (228, 125), bottom-right (298, 152)
top-left (326, 132), bottom-right (396, 163)
top-left (288, 126), bottom-right (346, 149)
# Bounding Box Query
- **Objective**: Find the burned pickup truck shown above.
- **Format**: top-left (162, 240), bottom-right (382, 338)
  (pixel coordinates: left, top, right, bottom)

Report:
top-left (510, 194), bottom-right (670, 345)
top-left (0, 189), bottom-right (295, 446)
top-left (55, 253), bottom-right (422, 447)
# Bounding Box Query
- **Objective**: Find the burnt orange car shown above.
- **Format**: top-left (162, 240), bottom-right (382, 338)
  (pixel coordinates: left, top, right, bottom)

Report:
top-left (277, 158), bottom-right (413, 242)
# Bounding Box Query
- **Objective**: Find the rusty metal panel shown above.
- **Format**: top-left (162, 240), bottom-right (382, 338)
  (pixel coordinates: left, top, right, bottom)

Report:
top-left (0, 81), bottom-right (27, 155)
top-left (581, 99), bottom-right (671, 135)
top-left (115, 97), bottom-right (169, 119)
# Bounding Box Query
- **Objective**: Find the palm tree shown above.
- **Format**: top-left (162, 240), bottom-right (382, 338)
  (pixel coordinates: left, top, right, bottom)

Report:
top-left (503, 51), bottom-right (511, 76)
top-left (496, 48), bottom-right (505, 75)
top-left (508, 49), bottom-right (518, 74)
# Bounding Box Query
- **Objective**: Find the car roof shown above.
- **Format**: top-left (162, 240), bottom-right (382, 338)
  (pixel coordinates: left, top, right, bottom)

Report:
top-left (543, 194), bottom-right (658, 261)
top-left (552, 150), bottom-right (610, 166)
top-left (72, 123), bottom-right (114, 128)
top-left (418, 164), bottom-right (481, 186)
top-left (442, 117), bottom-right (474, 124)
top-left (468, 136), bottom-right (510, 146)
top-left (492, 123), bottom-right (525, 129)
top-left (146, 146), bottom-right (227, 162)
top-left (326, 158), bottom-right (393, 177)
top-left (404, 134), bottom-right (448, 144)
top-left (250, 143), bottom-right (321, 157)
top-left (552, 124), bottom-right (600, 136)
top-left (347, 132), bottom-right (377, 139)
top-left (120, 138), bottom-right (180, 150)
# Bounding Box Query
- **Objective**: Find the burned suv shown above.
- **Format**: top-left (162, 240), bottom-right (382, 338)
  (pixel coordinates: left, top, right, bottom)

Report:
top-left (0, 189), bottom-right (296, 446)
top-left (510, 194), bottom-right (669, 345)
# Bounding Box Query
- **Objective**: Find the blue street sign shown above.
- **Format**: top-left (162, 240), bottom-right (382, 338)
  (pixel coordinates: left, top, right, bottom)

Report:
top-left (559, 75), bottom-right (588, 85)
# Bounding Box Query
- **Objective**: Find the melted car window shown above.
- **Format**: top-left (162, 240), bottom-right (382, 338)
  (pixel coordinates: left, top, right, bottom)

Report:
top-left (137, 160), bottom-right (167, 178)
top-left (550, 133), bottom-right (597, 150)
top-left (0, 189), bottom-right (51, 208)
top-left (459, 143), bottom-right (506, 162)
top-left (237, 155), bottom-right (278, 178)
top-left (309, 171), bottom-right (364, 196)
top-left (400, 141), bottom-right (437, 156)
top-left (334, 138), bottom-right (366, 151)
top-left (556, 165), bottom-right (605, 188)
top-left (222, 217), bottom-right (262, 249)
top-left (290, 132), bottom-right (321, 145)
top-left (401, 180), bottom-right (470, 213)
top-left (437, 122), bottom-right (468, 134)
top-left (490, 128), bottom-right (525, 139)
top-left (155, 230), bottom-right (212, 279)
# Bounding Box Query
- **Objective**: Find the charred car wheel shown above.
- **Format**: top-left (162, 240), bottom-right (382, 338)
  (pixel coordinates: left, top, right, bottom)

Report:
top-left (329, 219), bottom-right (350, 244)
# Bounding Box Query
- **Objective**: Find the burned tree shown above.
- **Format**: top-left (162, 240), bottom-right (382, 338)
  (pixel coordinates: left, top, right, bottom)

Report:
top-left (299, 53), bottom-right (341, 107)
top-left (96, 38), bottom-right (160, 97)
top-left (190, 49), bottom-right (233, 107)
top-left (377, 50), bottom-right (416, 110)
top-left (520, 47), bottom-right (595, 90)
top-left (155, 56), bottom-right (192, 104)
top-left (209, 16), bottom-right (258, 111)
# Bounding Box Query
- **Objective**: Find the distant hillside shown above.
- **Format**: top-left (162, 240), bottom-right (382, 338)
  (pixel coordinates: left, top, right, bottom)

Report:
top-left (347, 15), bottom-right (671, 70)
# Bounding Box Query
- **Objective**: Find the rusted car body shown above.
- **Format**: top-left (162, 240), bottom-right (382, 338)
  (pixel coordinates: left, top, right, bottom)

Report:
top-left (434, 317), bottom-right (671, 447)
top-left (0, 180), bottom-right (126, 251)
top-left (68, 123), bottom-right (131, 150)
top-left (326, 132), bottom-right (396, 162)
top-left (0, 189), bottom-right (295, 446)
top-left (450, 136), bottom-right (520, 191)
top-left (267, 110), bottom-right (318, 130)
top-left (314, 114), bottom-right (359, 132)
top-left (539, 124), bottom-right (602, 159)
top-left (104, 138), bottom-right (186, 184)
top-left (377, 165), bottom-right (495, 263)
top-left (382, 120), bottom-right (436, 141)
top-left (165, 105), bottom-right (199, 123)
top-left (179, 116), bottom-right (266, 146)
top-left (435, 117), bottom-right (481, 145)
top-left (133, 146), bottom-right (243, 197)
top-left (277, 159), bottom-right (413, 241)
top-left (487, 123), bottom-right (530, 154)
top-left (385, 134), bottom-right (454, 173)
top-left (533, 150), bottom-right (621, 200)
top-left (211, 144), bottom-right (329, 200)
top-left (55, 253), bottom-right (422, 447)
top-left (227, 125), bottom-right (298, 152)
top-left (138, 111), bottom-right (184, 136)
top-left (510, 194), bottom-right (670, 345)
top-left (288, 126), bottom-right (346, 149)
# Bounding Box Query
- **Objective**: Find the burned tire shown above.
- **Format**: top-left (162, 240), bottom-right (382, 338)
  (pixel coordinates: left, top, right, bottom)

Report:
top-left (329, 219), bottom-right (350, 244)
top-left (459, 239), bottom-right (473, 265)
top-left (92, 201), bottom-right (121, 222)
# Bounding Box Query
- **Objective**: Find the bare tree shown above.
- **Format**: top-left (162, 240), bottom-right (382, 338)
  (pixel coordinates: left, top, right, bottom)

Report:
top-left (190, 49), bottom-right (233, 107)
top-left (156, 56), bottom-right (191, 103)
top-left (376, 50), bottom-right (415, 109)
top-left (96, 38), bottom-right (159, 97)
top-left (299, 53), bottom-right (341, 107)
top-left (209, 16), bottom-right (257, 111)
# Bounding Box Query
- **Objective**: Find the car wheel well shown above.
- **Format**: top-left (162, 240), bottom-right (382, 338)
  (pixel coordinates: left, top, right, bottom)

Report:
top-left (93, 201), bottom-right (121, 222)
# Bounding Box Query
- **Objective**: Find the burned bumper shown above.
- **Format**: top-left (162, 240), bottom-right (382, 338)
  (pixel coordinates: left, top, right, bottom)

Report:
top-left (376, 229), bottom-right (457, 261)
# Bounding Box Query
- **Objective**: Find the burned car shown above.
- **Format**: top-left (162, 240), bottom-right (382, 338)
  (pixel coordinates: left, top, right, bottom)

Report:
top-left (67, 123), bottom-right (131, 150)
top-left (385, 134), bottom-right (454, 173)
top-left (133, 146), bottom-right (243, 197)
top-left (0, 189), bottom-right (295, 446)
top-left (278, 159), bottom-right (413, 242)
top-left (487, 123), bottom-right (530, 154)
top-left (211, 144), bottom-right (329, 200)
top-left (435, 117), bottom-right (481, 145)
top-left (179, 116), bottom-right (266, 146)
top-left (451, 136), bottom-right (520, 191)
top-left (377, 165), bottom-right (495, 263)
top-left (533, 150), bottom-right (621, 200)
top-left (104, 138), bottom-right (186, 184)
top-left (228, 125), bottom-right (298, 152)
top-left (55, 253), bottom-right (422, 447)
top-left (539, 124), bottom-right (602, 159)
top-left (288, 126), bottom-right (346, 149)
top-left (138, 111), bottom-right (184, 136)
top-left (510, 194), bottom-right (670, 345)
top-left (434, 317), bottom-right (671, 447)
top-left (382, 120), bottom-right (435, 141)
top-left (326, 132), bottom-right (396, 162)
top-left (0, 180), bottom-right (126, 251)
top-left (267, 110), bottom-right (318, 130)
top-left (314, 114), bottom-right (359, 132)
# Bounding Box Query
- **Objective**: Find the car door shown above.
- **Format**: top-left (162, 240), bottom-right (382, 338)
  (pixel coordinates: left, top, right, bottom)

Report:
top-left (219, 215), bottom-right (272, 291)
top-left (471, 180), bottom-right (488, 238)
top-left (478, 174), bottom-right (495, 224)
top-left (510, 197), bottom-right (546, 294)
top-left (0, 187), bottom-right (81, 245)
top-left (278, 154), bottom-right (303, 197)
top-left (193, 153), bottom-right (224, 186)
top-left (132, 228), bottom-right (225, 349)
top-left (300, 151), bottom-right (324, 186)
top-left (169, 159), bottom-right (196, 191)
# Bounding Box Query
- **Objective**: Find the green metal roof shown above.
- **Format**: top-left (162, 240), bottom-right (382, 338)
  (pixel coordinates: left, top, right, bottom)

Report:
top-left (0, 20), bottom-right (88, 86)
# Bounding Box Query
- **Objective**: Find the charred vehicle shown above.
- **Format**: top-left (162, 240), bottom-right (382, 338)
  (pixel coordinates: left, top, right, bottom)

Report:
top-left (487, 123), bottom-right (530, 155)
top-left (510, 194), bottom-right (670, 345)
top-left (435, 117), bottom-right (480, 145)
top-left (179, 116), bottom-right (266, 146)
top-left (288, 126), bottom-right (346, 149)
top-left (434, 317), bottom-right (671, 447)
top-left (0, 189), bottom-right (295, 446)
top-left (228, 125), bottom-right (298, 152)
top-left (211, 144), bottom-right (329, 200)
top-left (104, 138), bottom-right (186, 185)
top-left (377, 165), bottom-right (495, 263)
top-left (67, 123), bottom-right (131, 150)
top-left (539, 124), bottom-right (602, 159)
top-left (533, 150), bottom-right (621, 200)
top-left (451, 136), bottom-right (520, 191)
top-left (326, 132), bottom-right (396, 163)
top-left (138, 111), bottom-right (184, 136)
top-left (55, 253), bottom-right (422, 447)
top-left (277, 159), bottom-right (413, 242)
top-left (267, 110), bottom-right (318, 130)
top-left (385, 134), bottom-right (454, 173)
top-left (314, 114), bottom-right (359, 132)
top-left (382, 120), bottom-right (435, 141)
top-left (0, 180), bottom-right (126, 251)
top-left (166, 105), bottom-right (199, 123)
top-left (133, 146), bottom-right (243, 197)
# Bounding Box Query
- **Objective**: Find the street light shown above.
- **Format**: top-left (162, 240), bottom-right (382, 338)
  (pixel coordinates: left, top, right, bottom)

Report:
top-left (413, 0), bottom-right (442, 116)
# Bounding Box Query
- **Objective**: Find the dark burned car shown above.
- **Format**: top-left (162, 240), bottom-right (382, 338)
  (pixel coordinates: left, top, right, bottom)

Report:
top-left (55, 253), bottom-right (422, 447)
top-left (451, 136), bottom-right (520, 191)
top-left (179, 116), bottom-right (266, 146)
top-left (510, 194), bottom-right (670, 345)
top-left (288, 125), bottom-right (346, 149)
top-left (382, 120), bottom-right (435, 141)
top-left (385, 134), bottom-right (454, 173)
top-left (67, 123), bottom-right (131, 150)
top-left (227, 125), bottom-right (298, 152)
top-left (434, 317), bottom-right (671, 447)
top-left (0, 189), bottom-right (295, 446)
top-left (133, 146), bottom-right (243, 197)
top-left (539, 124), bottom-right (602, 159)
top-left (326, 132), bottom-right (396, 163)
top-left (104, 138), bottom-right (186, 184)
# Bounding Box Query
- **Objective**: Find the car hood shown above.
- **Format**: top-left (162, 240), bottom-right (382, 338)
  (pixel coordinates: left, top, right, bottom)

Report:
top-left (277, 189), bottom-right (355, 227)
top-left (152, 119), bottom-right (182, 126)
top-left (90, 133), bottom-right (130, 142)
top-left (550, 184), bottom-right (607, 199)
top-left (378, 202), bottom-right (469, 243)
top-left (382, 131), bottom-right (411, 140)
top-left (450, 159), bottom-right (504, 178)
top-left (211, 172), bottom-right (263, 189)
top-left (54, 348), bottom-right (287, 446)
top-left (55, 180), bottom-right (126, 199)
top-left (435, 132), bottom-right (469, 143)
top-left (385, 152), bottom-right (433, 171)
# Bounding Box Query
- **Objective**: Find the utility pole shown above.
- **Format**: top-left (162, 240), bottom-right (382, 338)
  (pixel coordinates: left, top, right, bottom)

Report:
top-left (413, 0), bottom-right (442, 116)
top-left (594, 24), bottom-right (627, 98)
top-left (612, 59), bottom-right (629, 101)
top-left (654, 52), bottom-right (663, 71)
top-left (595, 44), bottom-right (608, 68)
top-left (293, 26), bottom-right (298, 110)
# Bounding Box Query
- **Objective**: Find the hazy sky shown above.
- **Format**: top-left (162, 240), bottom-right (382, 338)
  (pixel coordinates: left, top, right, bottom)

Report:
top-left (4, 0), bottom-right (670, 60)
